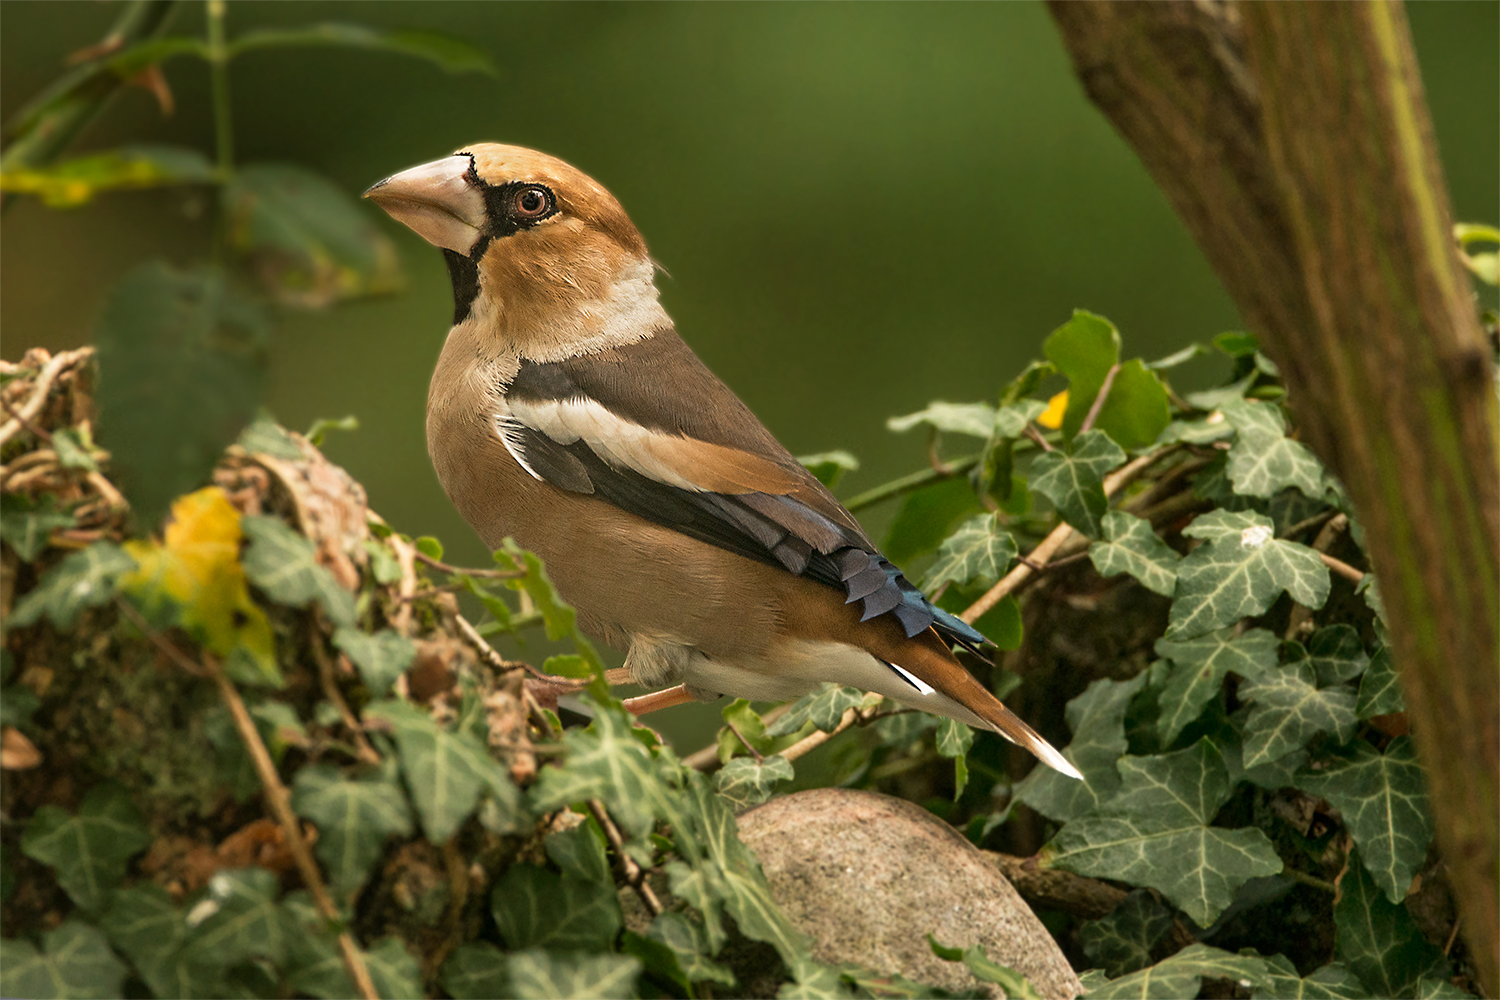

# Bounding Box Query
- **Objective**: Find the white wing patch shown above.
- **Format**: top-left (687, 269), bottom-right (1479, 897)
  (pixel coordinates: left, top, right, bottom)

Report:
top-left (493, 409), bottom-right (544, 482)
top-left (501, 394), bottom-right (707, 492)
top-left (885, 661), bottom-right (937, 696)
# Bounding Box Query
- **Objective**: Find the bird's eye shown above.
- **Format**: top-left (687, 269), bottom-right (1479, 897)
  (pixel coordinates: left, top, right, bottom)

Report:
top-left (513, 186), bottom-right (552, 220)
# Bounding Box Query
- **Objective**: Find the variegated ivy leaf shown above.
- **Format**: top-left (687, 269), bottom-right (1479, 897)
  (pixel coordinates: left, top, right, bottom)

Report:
top-left (179, 868), bottom-right (294, 969)
top-left (1250, 955), bottom-right (1365, 999)
top-left (887, 401), bottom-right (998, 438)
top-left (291, 762), bottom-right (413, 899)
top-left (1238, 660), bottom-right (1357, 770)
top-left (1077, 890), bottom-right (1173, 977)
top-left (1334, 848), bottom-right (1448, 998)
top-left (1153, 628), bottom-right (1279, 746)
top-left (492, 862), bottom-right (622, 951)
top-left (1083, 944), bottom-right (1268, 1000)
top-left (1220, 397), bottom-right (1329, 499)
top-left (1041, 739), bottom-right (1283, 927)
top-left (1166, 510), bottom-right (1330, 640)
top-left (1300, 738), bottom-right (1433, 904)
top-left (240, 514), bottom-right (355, 628)
top-left (1156, 412), bottom-right (1235, 446)
top-left (1029, 429), bottom-right (1127, 538)
top-left (9, 541), bottom-right (136, 629)
top-left (1089, 510), bottom-right (1181, 596)
top-left (1300, 624), bottom-right (1370, 685)
top-left (1356, 646), bottom-right (1405, 719)
top-left (715, 755), bottom-right (794, 810)
top-left (0, 920), bottom-right (127, 1000)
top-left (924, 513), bottom-right (1017, 591)
top-left (993, 398), bottom-right (1048, 438)
top-left (1015, 674), bottom-right (1146, 823)
top-left (332, 627), bottom-right (416, 696)
top-left (764, 684), bottom-right (866, 737)
top-left (936, 718), bottom-right (975, 799)
top-left (507, 949), bottom-right (642, 1000)
top-left (440, 942), bottom-right (511, 1000)
top-left (20, 783), bottom-right (152, 912)
top-left (645, 912), bottom-right (736, 989)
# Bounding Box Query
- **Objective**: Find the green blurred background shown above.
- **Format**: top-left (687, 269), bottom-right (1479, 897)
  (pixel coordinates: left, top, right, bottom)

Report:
top-left (4, 1), bottom-right (1495, 746)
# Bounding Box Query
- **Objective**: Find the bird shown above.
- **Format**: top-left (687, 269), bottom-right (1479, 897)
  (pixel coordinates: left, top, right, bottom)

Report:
top-left (364, 143), bottom-right (1080, 779)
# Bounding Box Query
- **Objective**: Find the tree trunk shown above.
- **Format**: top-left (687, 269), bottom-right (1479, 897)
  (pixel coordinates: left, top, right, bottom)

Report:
top-left (1046, 1), bottom-right (1498, 992)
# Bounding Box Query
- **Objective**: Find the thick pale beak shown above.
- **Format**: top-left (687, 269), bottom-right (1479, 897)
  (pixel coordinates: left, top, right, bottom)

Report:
top-left (364, 155), bottom-right (487, 255)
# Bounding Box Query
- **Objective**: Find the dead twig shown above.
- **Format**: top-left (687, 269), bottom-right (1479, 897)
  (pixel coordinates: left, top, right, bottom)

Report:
top-left (413, 550), bottom-right (525, 580)
top-left (589, 799), bottom-right (663, 916)
top-left (309, 630), bottom-right (380, 765)
top-left (1078, 363), bottom-right (1122, 435)
top-left (0, 349), bottom-right (91, 448)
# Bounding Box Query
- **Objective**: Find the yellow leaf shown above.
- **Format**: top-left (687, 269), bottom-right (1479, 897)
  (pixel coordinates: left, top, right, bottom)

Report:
top-left (1037, 390), bottom-right (1069, 430)
top-left (122, 487), bottom-right (280, 684)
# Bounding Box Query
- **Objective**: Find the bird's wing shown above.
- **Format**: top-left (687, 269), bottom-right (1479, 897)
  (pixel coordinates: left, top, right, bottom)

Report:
top-left (497, 329), bottom-right (986, 650)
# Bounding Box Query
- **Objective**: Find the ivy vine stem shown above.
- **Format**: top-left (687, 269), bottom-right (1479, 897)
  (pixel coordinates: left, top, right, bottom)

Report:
top-left (205, 0), bottom-right (234, 176)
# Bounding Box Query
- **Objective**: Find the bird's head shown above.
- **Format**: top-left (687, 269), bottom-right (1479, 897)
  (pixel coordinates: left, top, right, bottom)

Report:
top-left (365, 143), bottom-right (660, 354)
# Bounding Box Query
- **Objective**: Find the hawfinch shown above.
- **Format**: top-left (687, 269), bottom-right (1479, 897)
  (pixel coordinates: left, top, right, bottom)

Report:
top-left (365, 144), bottom-right (1079, 779)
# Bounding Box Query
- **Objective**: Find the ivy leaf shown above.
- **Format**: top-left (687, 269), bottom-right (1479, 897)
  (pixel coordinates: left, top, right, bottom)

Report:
top-left (507, 950), bottom-right (642, 1000)
top-left (1016, 675), bottom-right (1146, 823)
top-left (1238, 661), bottom-right (1357, 769)
top-left (529, 706), bottom-right (683, 840)
top-left (331, 627), bottom-right (415, 696)
top-left (492, 863), bottom-right (623, 951)
top-left (1334, 847), bottom-right (1447, 998)
top-left (1356, 646), bottom-right (1406, 719)
top-left (715, 755), bottom-right (794, 810)
top-left (545, 820), bottom-right (612, 885)
top-left (1300, 738), bottom-right (1433, 903)
top-left (936, 719), bottom-right (975, 799)
top-left (1154, 628), bottom-right (1279, 746)
top-left (20, 783), bottom-right (151, 912)
top-left (441, 941), bottom-right (511, 1000)
top-left (1303, 625), bottom-right (1370, 686)
top-left (1043, 309), bottom-right (1119, 437)
top-left (797, 450), bottom-right (859, 489)
top-left (236, 416), bottom-right (305, 459)
top-left (0, 921), bottom-right (127, 1000)
top-left (1077, 890), bottom-right (1173, 977)
top-left (1090, 360), bottom-right (1173, 451)
top-left (93, 262), bottom-right (269, 526)
top-left (495, 540), bottom-right (578, 640)
top-left (887, 401), bottom-right (998, 438)
top-left (282, 896), bottom-right (423, 1000)
top-left (224, 164), bottom-right (403, 308)
top-left (9, 541), bottom-right (135, 629)
top-left (1220, 398), bottom-right (1328, 499)
top-left (99, 884), bottom-right (220, 1000)
top-left (924, 513), bottom-right (1017, 591)
top-left (1030, 430), bottom-right (1127, 538)
top-left (0, 494), bottom-right (76, 562)
top-left (764, 685), bottom-right (866, 737)
top-left (240, 514), bottom-right (356, 629)
top-left (645, 912), bottom-right (737, 988)
top-left (121, 487), bottom-right (278, 685)
top-left (365, 699), bottom-right (520, 843)
top-left (1090, 510), bottom-right (1181, 596)
top-left (1250, 955), bottom-right (1365, 999)
top-left (291, 762), bottom-right (413, 899)
top-left (1041, 739), bottom-right (1283, 926)
top-left (994, 398), bottom-right (1048, 438)
top-left (1166, 510), bottom-right (1331, 640)
top-left (1083, 944), bottom-right (1267, 1000)
top-left (180, 868), bottom-right (293, 968)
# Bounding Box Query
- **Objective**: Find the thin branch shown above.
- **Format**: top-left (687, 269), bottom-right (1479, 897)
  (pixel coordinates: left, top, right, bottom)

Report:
top-left (0, 396), bottom-right (53, 443)
top-left (725, 720), bottom-right (763, 762)
top-left (1022, 424), bottom-right (1055, 453)
top-left (1281, 866), bottom-right (1337, 894)
top-left (779, 703), bottom-right (880, 764)
top-left (683, 702), bottom-right (793, 771)
top-left (589, 800), bottom-right (663, 916)
top-left (1321, 552), bottom-right (1366, 584)
top-left (842, 455), bottom-right (980, 512)
top-left (1079, 363), bottom-right (1123, 434)
top-left (413, 550), bottom-right (526, 580)
top-left (0, 349), bottom-right (91, 448)
top-left (309, 630), bottom-right (379, 765)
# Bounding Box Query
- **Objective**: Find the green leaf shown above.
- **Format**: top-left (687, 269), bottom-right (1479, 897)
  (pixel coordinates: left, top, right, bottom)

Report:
top-left (180, 868), bottom-right (293, 968)
top-left (1044, 309), bottom-right (1120, 437)
top-left (887, 401), bottom-right (998, 438)
top-left (236, 416), bottom-right (304, 460)
top-left (1220, 398), bottom-right (1328, 500)
top-left (100, 883), bottom-right (222, 1000)
top-left (507, 950), bottom-right (642, 1000)
top-left (1153, 628), bottom-right (1279, 746)
top-left (291, 762), bottom-right (413, 899)
top-left (1334, 847), bottom-right (1447, 998)
top-left (240, 514), bottom-right (356, 628)
top-left (51, 428), bottom-right (98, 471)
top-left (1090, 510), bottom-right (1181, 596)
top-left (1166, 511), bottom-right (1331, 640)
top-left (492, 863), bottom-right (623, 951)
top-left (1156, 414), bottom-right (1236, 446)
top-left (495, 540), bottom-right (578, 640)
top-left (94, 263), bottom-right (269, 527)
top-left (1030, 430), bottom-right (1127, 538)
top-left (1238, 661), bottom-right (1357, 769)
top-left (0, 144), bottom-right (215, 207)
top-left (1146, 342), bottom-right (1211, 370)
top-left (1016, 674), bottom-right (1146, 822)
top-left (363, 539), bottom-right (403, 586)
top-left (8, 542), bottom-right (134, 629)
top-left (994, 398), bottom-right (1048, 438)
top-left (1078, 891), bottom-right (1173, 977)
top-left (228, 23), bottom-right (496, 74)
top-left (883, 477), bottom-right (984, 565)
top-left (1042, 739), bottom-right (1283, 926)
top-left (936, 718), bottom-right (975, 799)
top-left (304, 414), bottom-right (359, 447)
top-left (225, 164), bottom-right (403, 308)
top-left (1356, 646), bottom-right (1405, 719)
top-left (282, 902), bottom-right (423, 1000)
top-left (1300, 738), bottom-right (1433, 903)
top-left (1215, 332), bottom-right (1261, 357)
top-left (798, 450), bottom-right (859, 488)
top-left (365, 698), bottom-right (521, 843)
top-left (717, 698), bottom-right (775, 763)
top-left (545, 820), bottom-right (612, 885)
top-left (20, 783), bottom-right (151, 912)
top-left (1251, 955), bottom-right (1365, 999)
top-left (645, 912), bottom-right (736, 988)
top-left (415, 535), bottom-right (444, 560)
top-left (1089, 359), bottom-right (1173, 451)
top-left (332, 627), bottom-right (416, 696)
top-left (529, 706), bottom-right (678, 840)
top-left (715, 755), bottom-right (794, 810)
top-left (1303, 625), bottom-right (1370, 685)
top-left (764, 684), bottom-right (866, 737)
top-left (441, 942), bottom-right (511, 1000)
top-left (0, 494), bottom-right (77, 563)
top-left (1084, 944), bottom-right (1267, 1000)
top-left (924, 513), bottom-right (1017, 591)
top-left (929, 936), bottom-right (1042, 998)
top-left (0, 921), bottom-right (128, 1000)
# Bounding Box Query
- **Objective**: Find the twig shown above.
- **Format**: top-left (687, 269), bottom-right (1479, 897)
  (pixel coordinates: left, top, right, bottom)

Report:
top-left (0, 396), bottom-right (53, 443)
top-left (453, 614), bottom-right (526, 674)
top-left (114, 598), bottom-right (207, 677)
top-left (309, 632), bottom-right (380, 765)
top-left (387, 533), bottom-right (417, 634)
top-left (1320, 552), bottom-right (1366, 584)
top-left (0, 349), bottom-right (91, 448)
top-left (683, 702), bottom-right (794, 771)
top-left (1079, 364), bottom-right (1122, 434)
top-left (725, 720), bottom-right (763, 762)
top-left (842, 455), bottom-right (980, 512)
top-left (1017, 551), bottom-right (1091, 574)
top-left (926, 429), bottom-right (954, 474)
top-left (780, 703), bottom-right (880, 764)
top-left (589, 799), bottom-right (663, 916)
top-left (1022, 424), bottom-right (1055, 453)
top-left (988, 851), bottom-right (1128, 919)
top-left (1281, 866), bottom-right (1337, 894)
top-left (85, 471), bottom-right (129, 511)
top-left (1445, 917), bottom-right (1463, 957)
top-left (961, 449), bottom-right (1166, 623)
top-left (1281, 509), bottom-right (1338, 540)
top-left (414, 550), bottom-right (526, 580)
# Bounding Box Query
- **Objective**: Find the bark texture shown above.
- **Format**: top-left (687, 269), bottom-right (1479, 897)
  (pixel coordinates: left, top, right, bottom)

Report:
top-left (1047, 2), bottom-right (1498, 992)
